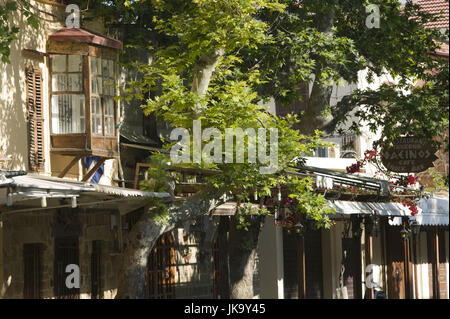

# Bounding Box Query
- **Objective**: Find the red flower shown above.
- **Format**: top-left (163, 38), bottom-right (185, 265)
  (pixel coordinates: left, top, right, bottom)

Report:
top-left (406, 175), bottom-right (418, 185)
top-left (346, 161), bottom-right (363, 174)
top-left (364, 149), bottom-right (376, 161)
top-left (401, 198), bottom-right (419, 216)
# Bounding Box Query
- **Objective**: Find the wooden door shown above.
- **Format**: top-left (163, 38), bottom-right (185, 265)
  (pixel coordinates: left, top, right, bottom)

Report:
top-left (283, 229), bottom-right (300, 299)
top-left (386, 225), bottom-right (406, 299)
top-left (91, 240), bottom-right (102, 299)
top-left (212, 217), bottom-right (230, 299)
top-left (304, 229), bottom-right (323, 299)
top-left (341, 238), bottom-right (357, 299)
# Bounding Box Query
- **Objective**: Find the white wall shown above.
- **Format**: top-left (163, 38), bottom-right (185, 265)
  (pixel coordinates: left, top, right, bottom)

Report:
top-left (258, 215), bottom-right (281, 298)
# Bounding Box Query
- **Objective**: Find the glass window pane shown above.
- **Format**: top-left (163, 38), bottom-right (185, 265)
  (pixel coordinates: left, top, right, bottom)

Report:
top-left (91, 57), bottom-right (97, 75)
top-left (94, 57), bottom-right (102, 76)
top-left (93, 117), bottom-right (102, 135)
top-left (108, 60), bottom-right (114, 77)
top-left (68, 74), bottom-right (82, 91)
top-left (51, 94), bottom-right (85, 134)
top-left (73, 95), bottom-right (85, 133)
top-left (105, 118), bottom-right (114, 136)
top-left (80, 118), bottom-right (85, 132)
top-left (91, 97), bottom-right (98, 113)
top-left (96, 76), bottom-right (103, 95)
top-left (51, 95), bottom-right (60, 134)
top-left (80, 101), bottom-right (85, 117)
top-left (52, 74), bottom-right (66, 91)
top-left (103, 79), bottom-right (112, 96)
top-left (102, 59), bottom-right (109, 77)
top-left (91, 97), bottom-right (102, 135)
top-left (52, 55), bottom-right (66, 72)
top-left (91, 77), bottom-right (97, 94)
top-left (68, 55), bottom-right (82, 72)
top-left (105, 98), bottom-right (114, 115)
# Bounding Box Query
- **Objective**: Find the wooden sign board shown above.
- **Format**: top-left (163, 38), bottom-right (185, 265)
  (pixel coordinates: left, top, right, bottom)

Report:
top-left (381, 137), bottom-right (438, 173)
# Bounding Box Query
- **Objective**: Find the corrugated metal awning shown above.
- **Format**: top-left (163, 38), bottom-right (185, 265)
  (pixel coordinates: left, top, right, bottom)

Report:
top-left (0, 174), bottom-right (170, 214)
top-left (5, 174), bottom-right (169, 198)
top-left (327, 196), bottom-right (449, 226)
top-left (326, 200), bottom-right (411, 216)
top-left (415, 196), bottom-right (449, 226)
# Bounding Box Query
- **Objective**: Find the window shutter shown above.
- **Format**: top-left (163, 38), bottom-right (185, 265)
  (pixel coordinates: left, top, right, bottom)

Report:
top-left (275, 83), bottom-right (309, 117)
top-left (26, 67), bottom-right (45, 172)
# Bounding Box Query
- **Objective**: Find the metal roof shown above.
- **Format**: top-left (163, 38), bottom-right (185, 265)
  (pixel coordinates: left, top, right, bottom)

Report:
top-left (290, 165), bottom-right (392, 196)
top-left (327, 196), bottom-right (449, 226)
top-left (0, 174), bottom-right (171, 214)
top-left (48, 28), bottom-right (123, 50)
top-left (327, 200), bottom-right (411, 217)
top-left (414, 195), bottom-right (449, 226)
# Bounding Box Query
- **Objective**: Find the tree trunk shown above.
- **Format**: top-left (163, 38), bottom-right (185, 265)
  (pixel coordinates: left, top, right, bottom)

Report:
top-left (297, 78), bottom-right (334, 134)
top-left (296, 2), bottom-right (337, 135)
top-left (116, 46), bottom-right (225, 298)
top-left (228, 214), bottom-right (265, 299)
top-left (191, 48), bottom-right (225, 97)
top-left (115, 215), bottom-right (169, 299)
top-left (116, 186), bottom-right (226, 298)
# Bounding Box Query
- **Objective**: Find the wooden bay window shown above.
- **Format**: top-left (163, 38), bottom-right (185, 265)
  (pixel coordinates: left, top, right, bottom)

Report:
top-left (47, 34), bottom-right (120, 159)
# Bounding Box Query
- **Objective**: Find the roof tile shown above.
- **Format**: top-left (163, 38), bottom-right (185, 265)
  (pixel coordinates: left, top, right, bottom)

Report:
top-left (416, 0), bottom-right (449, 29)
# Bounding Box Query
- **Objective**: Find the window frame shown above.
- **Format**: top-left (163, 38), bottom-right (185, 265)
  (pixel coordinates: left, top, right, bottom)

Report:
top-left (89, 56), bottom-right (117, 137)
top-left (49, 54), bottom-right (86, 135)
top-left (49, 51), bottom-right (117, 138)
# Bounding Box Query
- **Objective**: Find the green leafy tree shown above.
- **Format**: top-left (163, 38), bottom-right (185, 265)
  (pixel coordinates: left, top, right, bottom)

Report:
top-left (69, 0), bottom-right (448, 298)
top-left (0, 0), bottom-right (38, 63)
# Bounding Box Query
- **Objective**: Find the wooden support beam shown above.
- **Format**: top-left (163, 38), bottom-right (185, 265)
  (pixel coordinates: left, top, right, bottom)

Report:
top-left (402, 219), bottom-right (413, 299)
top-left (58, 155), bottom-right (82, 178)
top-left (380, 219), bottom-right (388, 294)
top-left (403, 236), bottom-right (412, 299)
top-left (433, 227), bottom-right (440, 299)
top-left (297, 233), bottom-right (306, 299)
top-left (296, 213), bottom-right (306, 299)
top-left (134, 162), bottom-right (142, 189)
top-left (364, 217), bottom-right (374, 299)
top-left (81, 157), bottom-right (106, 182)
top-left (413, 233), bottom-right (419, 299)
top-left (351, 215), bottom-right (363, 299)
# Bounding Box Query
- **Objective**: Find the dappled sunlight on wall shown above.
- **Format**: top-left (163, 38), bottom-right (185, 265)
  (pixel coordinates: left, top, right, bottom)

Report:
top-left (0, 1), bottom-right (65, 172)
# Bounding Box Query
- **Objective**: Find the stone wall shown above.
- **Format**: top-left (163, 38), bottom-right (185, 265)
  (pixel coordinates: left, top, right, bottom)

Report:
top-left (1, 207), bottom-right (121, 299)
top-left (2, 209), bottom-right (262, 299)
